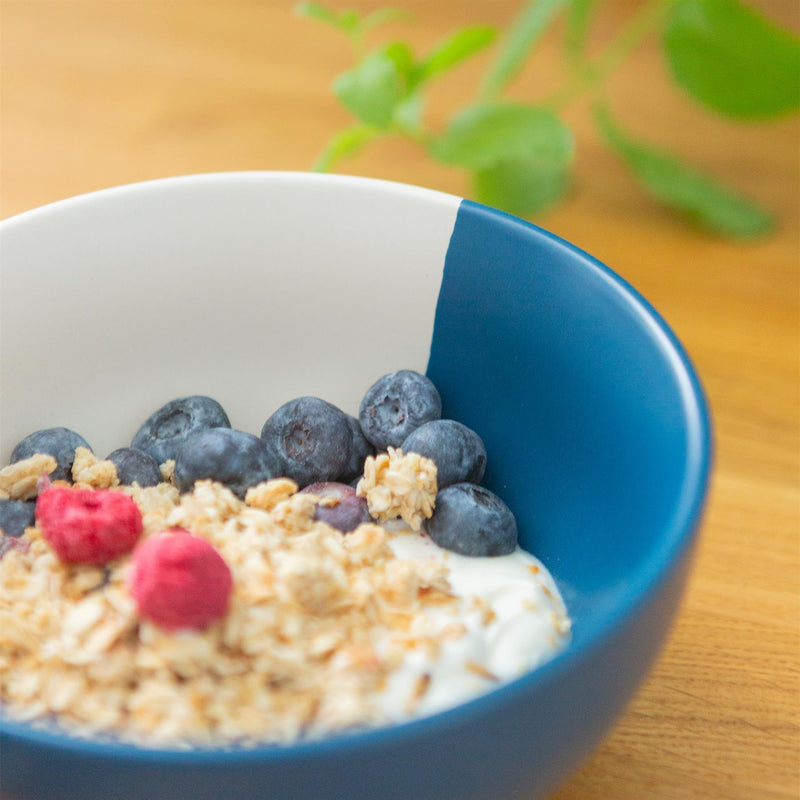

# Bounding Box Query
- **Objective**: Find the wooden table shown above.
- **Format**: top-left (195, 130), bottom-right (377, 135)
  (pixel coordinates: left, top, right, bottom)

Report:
top-left (1, 2), bottom-right (798, 797)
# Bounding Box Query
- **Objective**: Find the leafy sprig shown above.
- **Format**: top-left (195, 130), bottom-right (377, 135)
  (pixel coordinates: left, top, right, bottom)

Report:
top-left (297, 0), bottom-right (800, 238)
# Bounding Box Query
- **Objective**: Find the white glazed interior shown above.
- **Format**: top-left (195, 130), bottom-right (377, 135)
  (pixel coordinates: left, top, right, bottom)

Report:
top-left (0, 173), bottom-right (460, 460)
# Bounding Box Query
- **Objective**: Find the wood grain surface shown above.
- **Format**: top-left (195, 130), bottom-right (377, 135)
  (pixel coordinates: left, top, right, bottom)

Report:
top-left (1, 2), bottom-right (798, 798)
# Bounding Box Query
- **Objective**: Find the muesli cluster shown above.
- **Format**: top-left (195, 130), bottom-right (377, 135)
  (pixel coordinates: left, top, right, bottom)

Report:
top-left (0, 370), bottom-right (570, 748)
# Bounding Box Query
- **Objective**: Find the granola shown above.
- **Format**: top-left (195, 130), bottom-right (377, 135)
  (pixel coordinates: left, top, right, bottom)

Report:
top-left (71, 447), bottom-right (119, 489)
top-left (0, 454), bottom-right (57, 501)
top-left (0, 475), bottom-right (464, 747)
top-left (0, 421), bottom-right (569, 749)
top-left (356, 448), bottom-right (437, 530)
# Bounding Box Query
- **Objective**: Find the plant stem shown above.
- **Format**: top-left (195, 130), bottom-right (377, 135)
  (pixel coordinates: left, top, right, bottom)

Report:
top-left (346, 26), bottom-right (365, 60)
top-left (312, 147), bottom-right (339, 173)
top-left (480, 0), bottom-right (569, 101)
top-left (395, 123), bottom-right (433, 148)
top-left (312, 125), bottom-right (382, 172)
top-left (544, 0), bottom-right (676, 110)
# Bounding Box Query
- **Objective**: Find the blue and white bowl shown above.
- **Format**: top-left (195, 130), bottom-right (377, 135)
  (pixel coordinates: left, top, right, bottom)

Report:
top-left (0, 172), bottom-right (712, 800)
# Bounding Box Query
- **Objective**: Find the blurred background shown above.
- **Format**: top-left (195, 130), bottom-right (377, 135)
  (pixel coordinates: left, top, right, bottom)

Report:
top-left (1, 2), bottom-right (798, 798)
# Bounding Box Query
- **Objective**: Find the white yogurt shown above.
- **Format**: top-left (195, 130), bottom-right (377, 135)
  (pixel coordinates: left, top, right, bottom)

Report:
top-left (377, 526), bottom-right (570, 722)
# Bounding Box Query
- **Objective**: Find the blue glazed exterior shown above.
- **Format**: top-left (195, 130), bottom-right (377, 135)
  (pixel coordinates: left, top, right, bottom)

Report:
top-left (0, 184), bottom-right (712, 800)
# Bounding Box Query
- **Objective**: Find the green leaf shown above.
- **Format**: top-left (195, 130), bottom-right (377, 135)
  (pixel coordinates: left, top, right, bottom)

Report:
top-left (474, 158), bottom-right (570, 215)
top-left (313, 126), bottom-right (379, 172)
top-left (382, 41), bottom-right (415, 79)
top-left (565, 0), bottom-right (602, 60)
top-left (481, 0), bottom-right (568, 98)
top-left (431, 103), bottom-right (574, 169)
top-left (414, 26), bottom-right (497, 85)
top-left (663, 0), bottom-right (800, 119)
top-left (596, 106), bottom-right (774, 237)
top-left (394, 92), bottom-right (426, 132)
top-left (334, 47), bottom-right (408, 128)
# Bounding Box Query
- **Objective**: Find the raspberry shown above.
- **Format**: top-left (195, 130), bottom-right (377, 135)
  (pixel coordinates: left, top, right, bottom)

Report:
top-left (127, 531), bottom-right (233, 631)
top-left (36, 486), bottom-right (143, 564)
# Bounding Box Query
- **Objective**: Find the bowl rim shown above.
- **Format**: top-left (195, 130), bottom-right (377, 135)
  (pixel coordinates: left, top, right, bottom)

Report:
top-left (0, 170), bottom-right (714, 762)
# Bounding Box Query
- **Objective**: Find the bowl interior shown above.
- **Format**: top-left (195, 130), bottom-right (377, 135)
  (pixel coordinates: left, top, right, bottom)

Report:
top-left (0, 173), bottom-right (710, 652)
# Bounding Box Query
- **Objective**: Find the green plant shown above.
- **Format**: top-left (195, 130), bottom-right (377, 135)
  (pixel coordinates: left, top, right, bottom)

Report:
top-left (297, 0), bottom-right (799, 238)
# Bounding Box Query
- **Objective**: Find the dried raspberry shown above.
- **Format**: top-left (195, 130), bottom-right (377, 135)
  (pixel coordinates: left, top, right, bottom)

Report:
top-left (127, 531), bottom-right (232, 631)
top-left (36, 486), bottom-right (142, 564)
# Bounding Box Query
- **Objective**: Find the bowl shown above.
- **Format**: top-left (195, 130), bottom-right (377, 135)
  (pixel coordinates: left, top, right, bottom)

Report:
top-left (0, 172), bottom-right (712, 800)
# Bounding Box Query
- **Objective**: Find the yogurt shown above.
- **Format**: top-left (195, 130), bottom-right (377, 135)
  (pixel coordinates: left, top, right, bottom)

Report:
top-left (378, 525), bottom-right (570, 721)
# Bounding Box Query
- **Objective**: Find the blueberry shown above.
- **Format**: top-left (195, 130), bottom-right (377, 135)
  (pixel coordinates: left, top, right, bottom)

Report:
top-left (0, 499), bottom-right (36, 537)
top-left (260, 397), bottom-right (353, 488)
top-left (358, 370), bottom-right (442, 449)
top-left (131, 396), bottom-right (231, 466)
top-left (300, 482), bottom-right (373, 533)
top-left (173, 428), bottom-right (281, 498)
top-left (106, 448), bottom-right (163, 487)
top-left (427, 483), bottom-right (518, 557)
top-left (341, 415), bottom-right (375, 484)
top-left (11, 427), bottom-right (91, 482)
top-left (402, 420), bottom-right (487, 488)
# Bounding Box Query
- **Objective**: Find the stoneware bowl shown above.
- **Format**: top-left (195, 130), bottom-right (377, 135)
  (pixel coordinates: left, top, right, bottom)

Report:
top-left (0, 172), bottom-right (712, 800)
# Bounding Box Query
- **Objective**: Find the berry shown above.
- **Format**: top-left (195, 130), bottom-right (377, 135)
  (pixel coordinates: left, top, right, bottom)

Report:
top-left (131, 396), bottom-right (231, 465)
top-left (11, 427), bottom-right (91, 483)
top-left (173, 428), bottom-right (281, 498)
top-left (358, 370), bottom-right (442, 449)
top-left (300, 482), bottom-right (372, 533)
top-left (426, 483), bottom-right (517, 557)
top-left (341, 415), bottom-right (375, 483)
top-left (0, 499), bottom-right (36, 537)
top-left (36, 486), bottom-right (143, 564)
top-left (402, 420), bottom-right (487, 488)
top-left (260, 397), bottom-right (353, 488)
top-left (127, 531), bottom-right (232, 631)
top-left (106, 448), bottom-right (162, 487)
